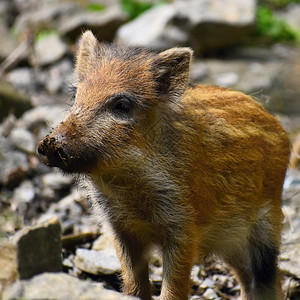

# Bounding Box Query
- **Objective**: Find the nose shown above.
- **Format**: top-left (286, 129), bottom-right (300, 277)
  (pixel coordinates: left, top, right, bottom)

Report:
top-left (37, 135), bottom-right (70, 168)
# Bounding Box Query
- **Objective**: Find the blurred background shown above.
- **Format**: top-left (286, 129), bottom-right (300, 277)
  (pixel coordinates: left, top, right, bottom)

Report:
top-left (0, 0), bottom-right (299, 299)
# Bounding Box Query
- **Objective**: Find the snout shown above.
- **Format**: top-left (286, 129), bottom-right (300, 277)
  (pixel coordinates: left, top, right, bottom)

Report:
top-left (37, 135), bottom-right (70, 169)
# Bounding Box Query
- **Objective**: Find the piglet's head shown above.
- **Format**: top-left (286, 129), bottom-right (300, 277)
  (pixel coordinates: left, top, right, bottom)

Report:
top-left (37, 31), bottom-right (192, 174)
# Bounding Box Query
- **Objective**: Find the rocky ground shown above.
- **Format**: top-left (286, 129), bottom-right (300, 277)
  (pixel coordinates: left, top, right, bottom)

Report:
top-left (0, 0), bottom-right (300, 299)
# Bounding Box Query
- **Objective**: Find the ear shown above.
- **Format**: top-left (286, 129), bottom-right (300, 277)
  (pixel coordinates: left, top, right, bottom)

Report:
top-left (153, 47), bottom-right (193, 100)
top-left (75, 30), bottom-right (100, 81)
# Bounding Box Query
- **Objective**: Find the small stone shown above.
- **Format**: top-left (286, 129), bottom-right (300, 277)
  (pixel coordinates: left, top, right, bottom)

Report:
top-left (6, 68), bottom-right (34, 90)
top-left (9, 128), bottom-right (36, 153)
top-left (0, 136), bottom-right (29, 188)
top-left (34, 33), bottom-right (68, 66)
top-left (201, 278), bottom-right (215, 289)
top-left (42, 172), bottom-right (73, 191)
top-left (213, 72), bottom-right (239, 87)
top-left (92, 231), bottom-right (115, 251)
top-left (74, 248), bottom-right (121, 275)
top-left (203, 287), bottom-right (218, 299)
top-left (12, 180), bottom-right (35, 205)
top-left (0, 80), bottom-right (32, 121)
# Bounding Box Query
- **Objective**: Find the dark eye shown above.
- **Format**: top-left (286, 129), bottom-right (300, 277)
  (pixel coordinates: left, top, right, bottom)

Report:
top-left (111, 97), bottom-right (132, 117)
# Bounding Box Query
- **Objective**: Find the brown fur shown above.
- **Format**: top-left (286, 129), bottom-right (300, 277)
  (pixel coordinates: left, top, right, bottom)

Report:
top-left (37, 31), bottom-right (291, 300)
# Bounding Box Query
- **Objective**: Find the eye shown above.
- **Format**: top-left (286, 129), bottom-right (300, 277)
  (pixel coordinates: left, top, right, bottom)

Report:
top-left (111, 97), bottom-right (133, 117)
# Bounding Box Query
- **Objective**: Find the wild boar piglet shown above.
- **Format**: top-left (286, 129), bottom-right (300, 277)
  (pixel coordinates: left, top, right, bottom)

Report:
top-left (38, 30), bottom-right (290, 300)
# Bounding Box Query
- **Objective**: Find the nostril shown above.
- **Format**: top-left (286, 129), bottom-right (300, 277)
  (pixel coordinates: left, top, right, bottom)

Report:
top-left (37, 144), bottom-right (46, 157)
top-left (37, 135), bottom-right (71, 168)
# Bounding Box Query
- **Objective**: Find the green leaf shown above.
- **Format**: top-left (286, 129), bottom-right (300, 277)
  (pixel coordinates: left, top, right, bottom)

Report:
top-left (85, 3), bottom-right (106, 12)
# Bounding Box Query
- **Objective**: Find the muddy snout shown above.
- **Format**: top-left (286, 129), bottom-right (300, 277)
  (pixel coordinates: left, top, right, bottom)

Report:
top-left (37, 135), bottom-right (70, 169)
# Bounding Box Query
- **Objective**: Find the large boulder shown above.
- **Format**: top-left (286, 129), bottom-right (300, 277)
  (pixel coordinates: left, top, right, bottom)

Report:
top-left (117, 0), bottom-right (256, 54)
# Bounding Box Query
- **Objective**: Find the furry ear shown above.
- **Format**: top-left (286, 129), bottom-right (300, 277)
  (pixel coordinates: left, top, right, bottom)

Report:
top-left (75, 30), bottom-right (100, 81)
top-left (153, 47), bottom-right (193, 99)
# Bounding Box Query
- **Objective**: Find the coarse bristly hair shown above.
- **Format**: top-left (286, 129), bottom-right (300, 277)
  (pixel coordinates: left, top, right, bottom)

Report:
top-left (37, 30), bottom-right (291, 300)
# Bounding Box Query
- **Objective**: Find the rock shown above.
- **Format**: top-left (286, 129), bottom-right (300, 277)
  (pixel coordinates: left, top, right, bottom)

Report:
top-left (92, 228), bottom-right (115, 251)
top-left (0, 218), bottom-right (61, 292)
top-left (45, 59), bottom-right (73, 94)
top-left (202, 287), bottom-right (218, 299)
top-left (9, 127), bottom-right (36, 153)
top-left (0, 136), bottom-right (29, 188)
top-left (116, 4), bottom-right (178, 50)
top-left (14, 2), bottom-right (79, 35)
top-left (11, 180), bottom-right (35, 216)
top-left (0, 80), bottom-right (32, 121)
top-left (58, 5), bottom-right (128, 42)
top-left (74, 248), bottom-right (121, 275)
top-left (41, 172), bottom-right (73, 191)
top-left (280, 169), bottom-right (300, 279)
top-left (117, 0), bottom-right (256, 53)
top-left (15, 104), bottom-right (68, 140)
top-left (6, 67), bottom-right (34, 91)
top-left (276, 4), bottom-right (300, 29)
top-left (38, 188), bottom-right (89, 234)
top-left (2, 272), bottom-right (137, 300)
top-left (0, 21), bottom-right (19, 61)
top-left (270, 48), bottom-right (300, 114)
top-left (34, 33), bottom-right (68, 66)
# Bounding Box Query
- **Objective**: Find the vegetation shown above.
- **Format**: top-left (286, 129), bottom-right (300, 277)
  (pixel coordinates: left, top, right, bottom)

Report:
top-left (256, 5), bottom-right (300, 43)
top-left (121, 0), bottom-right (166, 20)
top-left (259, 0), bottom-right (300, 8)
top-left (85, 3), bottom-right (106, 12)
top-left (35, 29), bottom-right (58, 43)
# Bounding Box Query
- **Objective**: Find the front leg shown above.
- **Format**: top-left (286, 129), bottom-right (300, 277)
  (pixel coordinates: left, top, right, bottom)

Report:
top-left (113, 230), bottom-right (152, 300)
top-left (160, 228), bottom-right (198, 300)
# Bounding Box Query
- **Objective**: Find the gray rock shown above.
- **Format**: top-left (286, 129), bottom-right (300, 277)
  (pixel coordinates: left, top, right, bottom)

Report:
top-left (13, 217), bottom-right (62, 280)
top-left (38, 189), bottom-right (87, 234)
top-left (0, 218), bottom-right (61, 290)
top-left (116, 4), bottom-right (178, 49)
top-left (0, 80), bottom-right (32, 121)
top-left (41, 171), bottom-right (73, 191)
top-left (0, 21), bottom-right (19, 60)
top-left (9, 127), bottom-right (36, 153)
top-left (74, 248), bottom-right (121, 275)
top-left (270, 48), bottom-right (300, 114)
top-left (45, 59), bottom-right (73, 94)
top-left (14, 2), bottom-right (79, 35)
top-left (117, 0), bottom-right (256, 53)
top-left (6, 67), bottom-right (34, 90)
top-left (34, 33), bottom-right (68, 66)
top-left (276, 4), bottom-right (300, 29)
top-left (0, 136), bottom-right (29, 188)
top-left (2, 272), bottom-right (137, 300)
top-left (15, 104), bottom-right (68, 140)
top-left (12, 180), bottom-right (35, 209)
top-left (58, 5), bottom-right (128, 42)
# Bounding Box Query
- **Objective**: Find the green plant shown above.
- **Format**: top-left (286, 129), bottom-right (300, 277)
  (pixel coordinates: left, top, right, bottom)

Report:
top-left (259, 0), bottom-right (300, 8)
top-left (35, 29), bottom-right (58, 43)
top-left (256, 5), bottom-right (300, 42)
top-left (121, 0), bottom-right (166, 20)
top-left (85, 3), bottom-right (106, 12)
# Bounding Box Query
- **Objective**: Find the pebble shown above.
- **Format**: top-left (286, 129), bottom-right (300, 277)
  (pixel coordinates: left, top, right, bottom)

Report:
top-left (74, 248), bottom-right (121, 275)
top-left (41, 172), bottom-right (73, 191)
top-left (9, 128), bottom-right (36, 153)
top-left (34, 33), bottom-right (68, 66)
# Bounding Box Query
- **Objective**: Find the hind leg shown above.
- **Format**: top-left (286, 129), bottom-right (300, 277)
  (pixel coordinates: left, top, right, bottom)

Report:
top-left (226, 219), bottom-right (282, 300)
